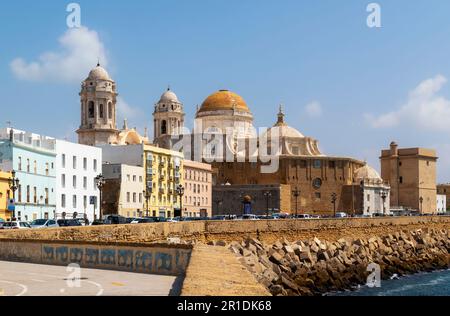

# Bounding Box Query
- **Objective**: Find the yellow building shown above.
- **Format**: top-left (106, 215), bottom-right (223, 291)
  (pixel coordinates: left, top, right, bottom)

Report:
top-left (144, 145), bottom-right (184, 218)
top-left (0, 171), bottom-right (12, 221)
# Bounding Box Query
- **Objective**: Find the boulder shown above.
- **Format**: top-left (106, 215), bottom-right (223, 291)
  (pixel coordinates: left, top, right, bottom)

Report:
top-left (269, 251), bottom-right (284, 265)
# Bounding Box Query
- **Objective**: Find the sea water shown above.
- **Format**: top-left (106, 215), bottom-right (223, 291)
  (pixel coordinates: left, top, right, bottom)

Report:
top-left (331, 269), bottom-right (450, 296)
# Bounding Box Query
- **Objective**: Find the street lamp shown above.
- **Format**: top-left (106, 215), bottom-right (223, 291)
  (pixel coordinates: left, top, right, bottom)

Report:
top-left (38, 195), bottom-right (43, 219)
top-left (331, 193), bottom-right (337, 218)
top-left (144, 186), bottom-right (152, 217)
top-left (8, 170), bottom-right (20, 220)
top-left (263, 191), bottom-right (272, 217)
top-left (95, 174), bottom-right (106, 221)
top-left (215, 198), bottom-right (223, 215)
top-left (176, 184), bottom-right (185, 218)
top-left (419, 196), bottom-right (424, 215)
top-left (292, 187), bottom-right (300, 217)
top-left (381, 191), bottom-right (387, 216)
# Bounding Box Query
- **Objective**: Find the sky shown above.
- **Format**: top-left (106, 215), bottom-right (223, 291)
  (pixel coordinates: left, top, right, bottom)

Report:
top-left (1, 0), bottom-right (450, 182)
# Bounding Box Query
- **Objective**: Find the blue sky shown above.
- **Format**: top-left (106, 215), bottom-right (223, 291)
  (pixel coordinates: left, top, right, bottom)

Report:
top-left (2, 0), bottom-right (450, 182)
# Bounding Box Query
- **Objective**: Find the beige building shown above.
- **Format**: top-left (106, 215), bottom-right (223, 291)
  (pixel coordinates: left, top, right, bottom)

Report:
top-left (380, 142), bottom-right (437, 214)
top-left (183, 160), bottom-right (212, 217)
top-left (102, 164), bottom-right (144, 218)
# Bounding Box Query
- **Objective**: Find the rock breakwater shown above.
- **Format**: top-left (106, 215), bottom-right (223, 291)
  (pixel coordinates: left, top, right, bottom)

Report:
top-left (223, 228), bottom-right (450, 296)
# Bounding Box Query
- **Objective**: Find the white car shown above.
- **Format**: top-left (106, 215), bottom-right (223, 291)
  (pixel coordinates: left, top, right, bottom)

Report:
top-left (30, 219), bottom-right (58, 229)
top-left (239, 214), bottom-right (259, 220)
top-left (0, 221), bottom-right (31, 230)
top-left (335, 212), bottom-right (348, 218)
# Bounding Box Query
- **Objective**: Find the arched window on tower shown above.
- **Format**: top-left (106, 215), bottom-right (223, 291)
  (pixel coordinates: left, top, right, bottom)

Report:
top-left (108, 102), bottom-right (113, 119)
top-left (99, 104), bottom-right (104, 118)
top-left (88, 101), bottom-right (95, 118)
top-left (161, 120), bottom-right (167, 135)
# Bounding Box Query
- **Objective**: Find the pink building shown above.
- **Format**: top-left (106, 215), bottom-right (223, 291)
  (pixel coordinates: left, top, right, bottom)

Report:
top-left (183, 160), bottom-right (212, 217)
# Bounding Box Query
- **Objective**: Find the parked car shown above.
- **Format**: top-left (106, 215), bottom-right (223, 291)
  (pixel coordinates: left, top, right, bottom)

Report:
top-left (212, 215), bottom-right (238, 221)
top-left (257, 215), bottom-right (279, 220)
top-left (294, 214), bottom-right (312, 219)
top-left (131, 217), bottom-right (167, 224)
top-left (30, 219), bottom-right (58, 229)
top-left (166, 218), bottom-right (179, 223)
top-left (335, 212), bottom-right (348, 218)
top-left (272, 213), bottom-right (290, 219)
top-left (0, 221), bottom-right (31, 230)
top-left (126, 217), bottom-right (139, 224)
top-left (103, 215), bottom-right (127, 225)
top-left (238, 214), bottom-right (259, 220)
top-left (57, 219), bottom-right (82, 227)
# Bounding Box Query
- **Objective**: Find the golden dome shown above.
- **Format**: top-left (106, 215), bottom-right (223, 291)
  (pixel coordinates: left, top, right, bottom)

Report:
top-left (198, 90), bottom-right (251, 114)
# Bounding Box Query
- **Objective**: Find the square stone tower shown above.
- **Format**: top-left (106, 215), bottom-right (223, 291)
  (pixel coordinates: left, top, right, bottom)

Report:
top-left (380, 142), bottom-right (437, 214)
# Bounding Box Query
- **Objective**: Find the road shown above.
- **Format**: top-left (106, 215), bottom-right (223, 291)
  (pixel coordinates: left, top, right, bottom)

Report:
top-left (0, 261), bottom-right (179, 296)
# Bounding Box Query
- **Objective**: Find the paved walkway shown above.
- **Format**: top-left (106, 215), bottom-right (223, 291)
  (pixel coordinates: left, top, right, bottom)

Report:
top-left (0, 261), bottom-right (178, 296)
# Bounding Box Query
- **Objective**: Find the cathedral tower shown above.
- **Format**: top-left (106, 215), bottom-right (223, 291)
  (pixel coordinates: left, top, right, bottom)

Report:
top-left (153, 87), bottom-right (185, 149)
top-left (77, 64), bottom-right (119, 146)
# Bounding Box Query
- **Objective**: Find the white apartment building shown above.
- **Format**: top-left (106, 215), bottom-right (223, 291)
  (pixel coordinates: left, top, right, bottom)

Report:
top-left (103, 164), bottom-right (144, 218)
top-left (55, 140), bottom-right (102, 222)
top-left (437, 194), bottom-right (446, 214)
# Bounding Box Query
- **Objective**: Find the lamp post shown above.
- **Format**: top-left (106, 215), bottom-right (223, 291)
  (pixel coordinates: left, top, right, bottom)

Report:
top-left (381, 191), bottom-right (387, 216)
top-left (263, 191), bottom-right (272, 217)
top-left (419, 196), bottom-right (424, 216)
top-left (176, 184), bottom-right (185, 218)
top-left (144, 186), bottom-right (152, 217)
top-left (38, 195), bottom-right (43, 219)
top-left (8, 170), bottom-right (20, 220)
top-left (331, 193), bottom-right (337, 218)
top-left (95, 174), bottom-right (106, 221)
top-left (292, 187), bottom-right (300, 217)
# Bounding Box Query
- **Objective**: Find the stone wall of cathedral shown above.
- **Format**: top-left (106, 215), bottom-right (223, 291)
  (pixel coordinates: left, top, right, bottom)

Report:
top-left (212, 156), bottom-right (365, 215)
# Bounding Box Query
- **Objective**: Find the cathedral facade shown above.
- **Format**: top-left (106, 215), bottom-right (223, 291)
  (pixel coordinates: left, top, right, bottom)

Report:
top-left (77, 64), bottom-right (390, 216)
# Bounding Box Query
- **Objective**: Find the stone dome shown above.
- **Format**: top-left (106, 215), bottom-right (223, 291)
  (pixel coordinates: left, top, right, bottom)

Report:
top-left (159, 89), bottom-right (180, 103)
top-left (354, 164), bottom-right (382, 181)
top-left (265, 125), bottom-right (305, 139)
top-left (198, 90), bottom-right (251, 114)
top-left (87, 64), bottom-right (111, 81)
top-left (263, 106), bottom-right (304, 139)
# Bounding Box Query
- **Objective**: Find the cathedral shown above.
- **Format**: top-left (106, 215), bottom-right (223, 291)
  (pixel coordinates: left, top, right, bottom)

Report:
top-left (77, 64), bottom-right (390, 216)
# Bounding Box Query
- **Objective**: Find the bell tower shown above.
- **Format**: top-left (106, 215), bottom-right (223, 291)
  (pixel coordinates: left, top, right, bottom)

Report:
top-left (153, 87), bottom-right (185, 149)
top-left (77, 63), bottom-right (119, 146)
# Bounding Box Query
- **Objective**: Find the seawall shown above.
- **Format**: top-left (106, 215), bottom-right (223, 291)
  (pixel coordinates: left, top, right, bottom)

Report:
top-left (1, 216), bottom-right (449, 244)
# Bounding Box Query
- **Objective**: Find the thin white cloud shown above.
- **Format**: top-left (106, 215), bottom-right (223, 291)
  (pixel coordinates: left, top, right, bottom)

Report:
top-left (10, 26), bottom-right (108, 83)
top-left (305, 101), bottom-right (323, 118)
top-left (116, 97), bottom-right (143, 124)
top-left (366, 75), bottom-right (450, 131)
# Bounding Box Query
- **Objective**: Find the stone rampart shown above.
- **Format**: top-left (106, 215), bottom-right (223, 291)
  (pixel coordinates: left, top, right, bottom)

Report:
top-left (1, 217), bottom-right (449, 244)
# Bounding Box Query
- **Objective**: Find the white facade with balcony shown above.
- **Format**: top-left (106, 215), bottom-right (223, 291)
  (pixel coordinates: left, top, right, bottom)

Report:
top-left (55, 140), bottom-right (102, 222)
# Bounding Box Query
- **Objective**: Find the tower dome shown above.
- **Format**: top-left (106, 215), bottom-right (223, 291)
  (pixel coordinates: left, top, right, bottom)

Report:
top-left (159, 88), bottom-right (180, 103)
top-left (263, 105), bottom-right (305, 138)
top-left (87, 63), bottom-right (111, 81)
